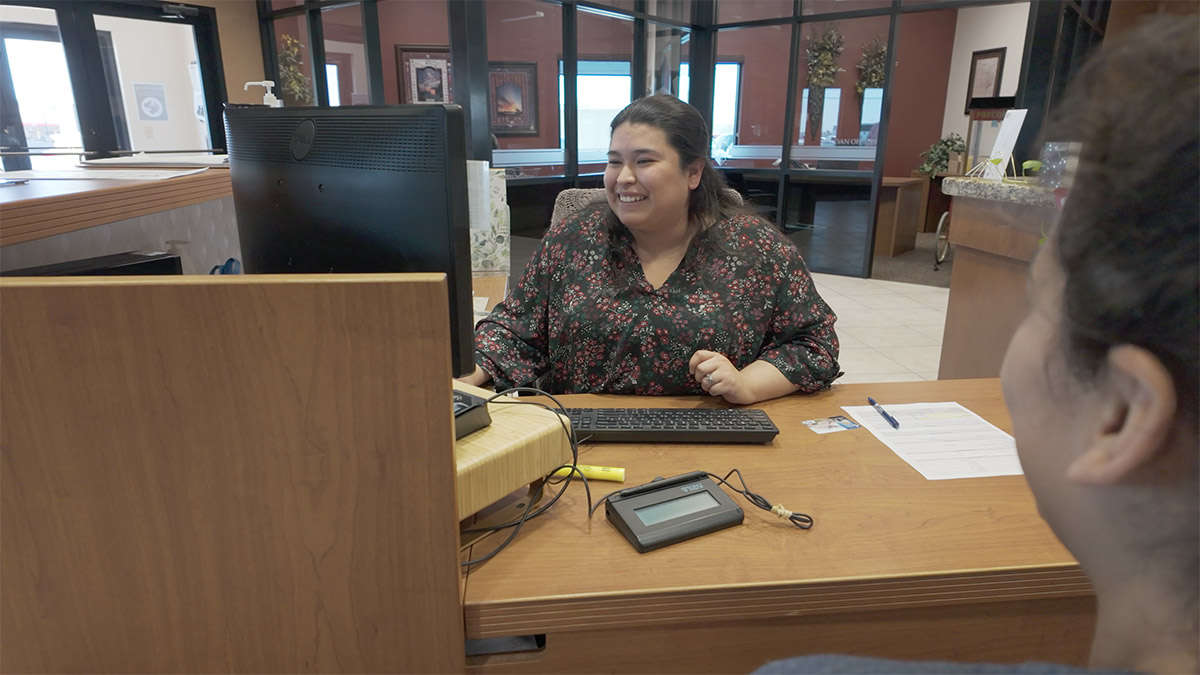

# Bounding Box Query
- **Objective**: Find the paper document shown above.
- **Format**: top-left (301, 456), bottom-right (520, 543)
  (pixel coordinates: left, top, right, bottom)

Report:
top-left (79, 152), bottom-right (229, 168)
top-left (2, 168), bottom-right (207, 181)
top-left (841, 401), bottom-right (1022, 480)
top-left (466, 159), bottom-right (491, 231)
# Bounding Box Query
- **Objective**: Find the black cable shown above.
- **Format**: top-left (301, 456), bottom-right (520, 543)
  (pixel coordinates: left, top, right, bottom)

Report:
top-left (459, 386), bottom-right (599, 566)
top-left (588, 486), bottom-right (625, 519)
top-left (709, 469), bottom-right (813, 529)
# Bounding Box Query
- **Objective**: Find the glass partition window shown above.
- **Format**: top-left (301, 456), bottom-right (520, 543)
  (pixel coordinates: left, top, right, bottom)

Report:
top-left (0, 6), bottom-right (82, 170)
top-left (718, 1), bottom-right (794, 24)
top-left (797, 87), bottom-right (841, 147)
top-left (802, 1), bottom-right (892, 16)
top-left (647, 23), bottom-right (689, 98)
top-left (575, 7), bottom-right (633, 174)
top-left (92, 14), bottom-right (211, 152)
top-left (679, 62), bottom-right (741, 162)
top-left (793, 16), bottom-right (888, 166)
top-left (378, 0), bottom-right (452, 106)
top-left (322, 4), bottom-right (368, 106)
top-left (714, 24), bottom-right (791, 169)
top-left (273, 14), bottom-right (316, 107)
top-left (486, 0), bottom-right (562, 176)
top-left (563, 59), bottom-right (631, 173)
top-left (859, 87), bottom-right (882, 145)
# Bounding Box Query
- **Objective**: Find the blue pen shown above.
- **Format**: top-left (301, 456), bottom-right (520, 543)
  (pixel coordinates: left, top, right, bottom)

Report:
top-left (868, 397), bottom-right (900, 429)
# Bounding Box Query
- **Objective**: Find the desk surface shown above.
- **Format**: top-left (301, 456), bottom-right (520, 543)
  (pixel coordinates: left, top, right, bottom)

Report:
top-left (0, 170), bottom-right (232, 246)
top-left (462, 379), bottom-right (1093, 671)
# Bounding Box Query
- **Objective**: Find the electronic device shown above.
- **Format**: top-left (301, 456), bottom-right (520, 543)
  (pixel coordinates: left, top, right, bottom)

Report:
top-left (453, 389), bottom-right (492, 439)
top-left (563, 408), bottom-right (779, 443)
top-left (223, 103), bottom-right (474, 376)
top-left (605, 471), bottom-right (744, 553)
top-left (1, 251), bottom-right (182, 277)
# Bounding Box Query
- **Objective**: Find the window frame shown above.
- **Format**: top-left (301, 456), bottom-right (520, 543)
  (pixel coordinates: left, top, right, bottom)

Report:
top-left (1, 0), bottom-right (227, 157)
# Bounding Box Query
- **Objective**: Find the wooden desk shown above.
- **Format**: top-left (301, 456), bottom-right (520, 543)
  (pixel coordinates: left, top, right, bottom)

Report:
top-left (874, 177), bottom-right (926, 257)
top-left (938, 179), bottom-right (1056, 379)
top-left (462, 380), bottom-right (1095, 673)
top-left (0, 170), bottom-right (231, 247)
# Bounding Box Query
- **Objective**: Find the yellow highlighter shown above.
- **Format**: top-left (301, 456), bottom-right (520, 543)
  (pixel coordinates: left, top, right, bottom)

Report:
top-left (552, 464), bottom-right (626, 483)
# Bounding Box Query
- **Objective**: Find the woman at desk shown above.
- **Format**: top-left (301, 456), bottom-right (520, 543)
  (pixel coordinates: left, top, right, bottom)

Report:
top-left (461, 95), bottom-right (840, 404)
top-left (759, 15), bottom-right (1198, 675)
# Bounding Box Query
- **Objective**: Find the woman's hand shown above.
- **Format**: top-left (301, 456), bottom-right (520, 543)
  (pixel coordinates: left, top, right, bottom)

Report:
top-left (689, 350), bottom-right (754, 405)
top-left (456, 365), bottom-right (492, 388)
top-left (689, 350), bottom-right (799, 405)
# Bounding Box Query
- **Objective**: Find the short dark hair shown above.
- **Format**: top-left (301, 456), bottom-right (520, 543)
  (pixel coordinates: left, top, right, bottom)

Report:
top-left (609, 94), bottom-right (744, 229)
top-left (1044, 15), bottom-right (1199, 408)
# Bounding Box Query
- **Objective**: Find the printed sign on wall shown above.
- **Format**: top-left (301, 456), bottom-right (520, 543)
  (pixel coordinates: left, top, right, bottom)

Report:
top-left (134, 83), bottom-right (169, 122)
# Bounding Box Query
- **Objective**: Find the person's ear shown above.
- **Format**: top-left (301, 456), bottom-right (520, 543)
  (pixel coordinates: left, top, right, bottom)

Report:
top-left (686, 159), bottom-right (704, 190)
top-left (1066, 345), bottom-right (1177, 484)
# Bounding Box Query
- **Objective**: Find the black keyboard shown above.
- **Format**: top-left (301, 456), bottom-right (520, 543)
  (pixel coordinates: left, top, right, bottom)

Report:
top-left (563, 407), bottom-right (779, 444)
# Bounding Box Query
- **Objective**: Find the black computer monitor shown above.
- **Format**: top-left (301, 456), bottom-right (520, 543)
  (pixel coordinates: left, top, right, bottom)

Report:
top-left (224, 104), bottom-right (474, 377)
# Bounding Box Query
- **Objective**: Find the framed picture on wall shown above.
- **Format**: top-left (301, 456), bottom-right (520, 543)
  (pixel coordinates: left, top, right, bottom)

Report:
top-left (396, 45), bottom-right (452, 104)
top-left (965, 47), bottom-right (1005, 114)
top-left (488, 62), bottom-right (539, 136)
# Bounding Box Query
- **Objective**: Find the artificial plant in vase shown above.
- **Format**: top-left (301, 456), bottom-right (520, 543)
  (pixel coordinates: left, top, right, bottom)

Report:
top-left (917, 133), bottom-right (967, 175)
top-left (854, 36), bottom-right (887, 110)
top-left (278, 34), bottom-right (315, 106)
top-left (805, 24), bottom-right (844, 144)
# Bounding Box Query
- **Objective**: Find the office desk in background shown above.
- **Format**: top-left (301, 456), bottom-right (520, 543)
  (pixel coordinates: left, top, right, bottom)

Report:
top-left (0, 169), bottom-right (231, 247)
top-left (462, 379), bottom-right (1096, 674)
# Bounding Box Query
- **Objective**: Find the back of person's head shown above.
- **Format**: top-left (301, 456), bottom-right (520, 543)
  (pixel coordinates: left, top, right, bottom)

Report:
top-left (1031, 15), bottom-right (1198, 671)
top-left (1045, 15), bottom-right (1198, 415)
top-left (609, 94), bottom-right (743, 228)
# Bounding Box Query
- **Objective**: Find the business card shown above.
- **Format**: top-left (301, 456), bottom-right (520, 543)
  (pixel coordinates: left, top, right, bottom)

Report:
top-left (802, 415), bottom-right (861, 434)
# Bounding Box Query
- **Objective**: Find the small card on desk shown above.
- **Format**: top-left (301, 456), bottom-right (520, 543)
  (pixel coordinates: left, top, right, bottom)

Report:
top-left (802, 415), bottom-right (860, 434)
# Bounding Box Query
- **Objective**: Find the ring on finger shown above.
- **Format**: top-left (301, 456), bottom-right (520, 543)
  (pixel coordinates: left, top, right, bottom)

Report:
top-left (704, 373), bottom-right (715, 387)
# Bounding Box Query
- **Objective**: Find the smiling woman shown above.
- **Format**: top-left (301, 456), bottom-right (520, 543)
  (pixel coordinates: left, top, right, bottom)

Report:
top-left (464, 94), bottom-right (842, 405)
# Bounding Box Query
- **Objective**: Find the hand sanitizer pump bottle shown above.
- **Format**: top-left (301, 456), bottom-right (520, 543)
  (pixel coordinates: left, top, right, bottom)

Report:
top-left (243, 80), bottom-right (283, 108)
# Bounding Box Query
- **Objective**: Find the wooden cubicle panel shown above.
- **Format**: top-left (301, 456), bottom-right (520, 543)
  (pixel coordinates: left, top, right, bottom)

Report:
top-left (0, 274), bottom-right (465, 673)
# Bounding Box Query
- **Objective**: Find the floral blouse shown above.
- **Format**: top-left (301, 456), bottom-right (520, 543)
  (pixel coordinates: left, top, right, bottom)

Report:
top-left (474, 207), bottom-right (840, 395)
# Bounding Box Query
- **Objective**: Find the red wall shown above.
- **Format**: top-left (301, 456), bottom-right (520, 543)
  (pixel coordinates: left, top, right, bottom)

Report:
top-left (367, 3), bottom-right (955, 174)
top-left (883, 9), bottom-right (957, 176)
top-left (377, 0), bottom-right (451, 106)
top-left (486, 2), bottom-right (567, 149)
top-left (685, 11), bottom-right (955, 176)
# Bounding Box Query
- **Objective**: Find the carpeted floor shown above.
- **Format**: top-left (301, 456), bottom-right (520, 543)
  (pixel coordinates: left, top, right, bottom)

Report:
top-left (870, 231), bottom-right (953, 288)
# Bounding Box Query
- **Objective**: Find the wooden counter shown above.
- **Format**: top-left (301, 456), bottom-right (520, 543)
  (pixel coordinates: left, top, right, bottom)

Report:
top-left (874, 176), bottom-right (926, 257)
top-left (938, 178), bottom-right (1057, 379)
top-left (0, 170), bottom-right (232, 247)
top-left (461, 380), bottom-right (1095, 673)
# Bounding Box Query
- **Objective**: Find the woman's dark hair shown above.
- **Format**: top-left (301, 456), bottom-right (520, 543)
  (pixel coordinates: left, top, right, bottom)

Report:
top-left (1043, 15), bottom-right (1198, 408)
top-left (608, 94), bottom-right (746, 229)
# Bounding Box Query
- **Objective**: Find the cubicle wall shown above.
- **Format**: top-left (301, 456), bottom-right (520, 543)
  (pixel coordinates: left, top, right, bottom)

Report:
top-left (0, 274), bottom-right (465, 673)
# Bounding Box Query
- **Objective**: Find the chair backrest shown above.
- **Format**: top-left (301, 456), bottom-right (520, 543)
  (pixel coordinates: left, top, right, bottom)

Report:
top-left (551, 188), bottom-right (607, 225)
top-left (550, 187), bottom-right (744, 226)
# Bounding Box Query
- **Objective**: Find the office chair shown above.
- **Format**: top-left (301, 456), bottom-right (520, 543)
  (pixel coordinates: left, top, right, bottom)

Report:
top-left (550, 187), bottom-right (744, 226)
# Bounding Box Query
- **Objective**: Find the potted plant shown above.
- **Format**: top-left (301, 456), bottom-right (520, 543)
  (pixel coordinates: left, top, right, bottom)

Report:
top-left (278, 34), bottom-right (315, 107)
top-left (917, 133), bottom-right (966, 175)
top-left (854, 35), bottom-right (887, 110)
top-left (804, 24), bottom-right (844, 145)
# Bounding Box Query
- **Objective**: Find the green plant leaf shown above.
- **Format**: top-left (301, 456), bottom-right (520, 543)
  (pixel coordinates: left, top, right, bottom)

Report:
top-left (1022, 160), bottom-right (1042, 172)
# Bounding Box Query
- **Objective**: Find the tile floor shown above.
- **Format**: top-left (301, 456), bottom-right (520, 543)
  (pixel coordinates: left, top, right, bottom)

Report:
top-left (811, 272), bottom-right (947, 384)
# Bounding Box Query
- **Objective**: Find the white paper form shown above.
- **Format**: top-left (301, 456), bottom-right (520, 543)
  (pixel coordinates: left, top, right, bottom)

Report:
top-left (466, 159), bottom-right (491, 231)
top-left (2, 168), bottom-right (207, 181)
top-left (841, 402), bottom-right (1023, 480)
